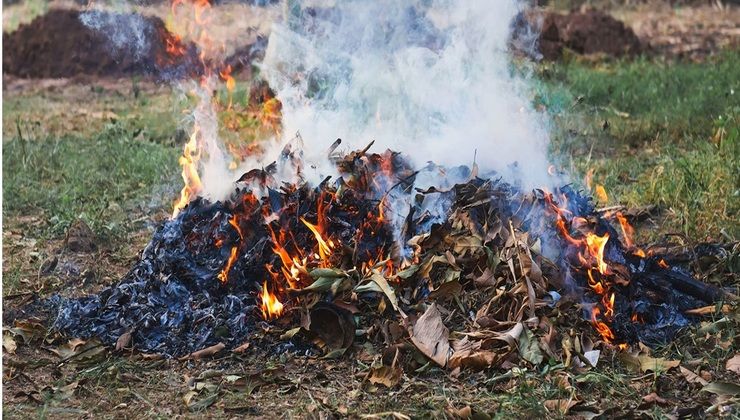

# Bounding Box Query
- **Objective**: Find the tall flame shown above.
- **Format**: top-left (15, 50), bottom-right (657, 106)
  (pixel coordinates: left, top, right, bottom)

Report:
top-left (260, 280), bottom-right (284, 319)
top-left (300, 217), bottom-right (334, 263)
top-left (173, 128), bottom-right (203, 216)
top-left (217, 246), bottom-right (238, 283)
top-left (545, 191), bottom-right (620, 344)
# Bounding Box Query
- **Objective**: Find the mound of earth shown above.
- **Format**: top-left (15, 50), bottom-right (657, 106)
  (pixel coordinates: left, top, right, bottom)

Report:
top-left (513, 9), bottom-right (642, 60)
top-left (2, 9), bottom-right (199, 79)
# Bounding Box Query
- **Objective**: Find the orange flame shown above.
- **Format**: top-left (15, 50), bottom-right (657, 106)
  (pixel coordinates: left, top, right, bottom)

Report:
top-left (591, 307), bottom-right (615, 342)
top-left (594, 185), bottom-right (608, 203)
top-left (173, 128), bottom-right (203, 216)
top-left (545, 191), bottom-right (619, 343)
top-left (585, 232), bottom-right (609, 275)
top-left (301, 217), bottom-right (334, 263)
top-left (615, 213), bottom-right (634, 248)
top-left (267, 225), bottom-right (306, 289)
top-left (260, 280), bottom-right (283, 320)
top-left (217, 246), bottom-right (238, 283)
top-left (228, 214), bottom-right (243, 240)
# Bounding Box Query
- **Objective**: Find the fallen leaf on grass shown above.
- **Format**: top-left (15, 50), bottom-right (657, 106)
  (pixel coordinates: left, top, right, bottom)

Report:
top-left (618, 353), bottom-right (680, 373)
top-left (448, 337), bottom-right (498, 371)
top-left (9, 320), bottom-right (47, 343)
top-left (178, 343), bottom-right (225, 361)
top-left (409, 303), bottom-right (450, 367)
top-left (232, 341), bottom-right (250, 353)
top-left (183, 390), bottom-right (220, 411)
top-left (51, 338), bottom-right (106, 361)
top-left (368, 365), bottom-right (403, 388)
top-left (52, 381), bottom-right (79, 401)
top-left (680, 366), bottom-right (708, 386)
top-left (359, 412), bottom-right (410, 420)
top-left (3, 334), bottom-right (17, 354)
top-left (544, 398), bottom-right (578, 414)
top-left (726, 354), bottom-right (740, 375)
top-left (445, 405), bottom-right (492, 419)
top-left (641, 392), bottom-right (668, 405)
top-left (702, 382), bottom-right (740, 396)
top-left (115, 330), bottom-right (132, 351)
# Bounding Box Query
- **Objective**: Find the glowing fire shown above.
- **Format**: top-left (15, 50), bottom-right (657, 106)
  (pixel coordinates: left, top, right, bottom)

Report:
top-left (168, 0), bottom-right (237, 217)
top-left (260, 280), bottom-right (284, 319)
top-left (585, 232), bottom-right (609, 275)
top-left (300, 217), bottom-right (335, 263)
top-left (615, 213), bottom-right (634, 248)
top-left (217, 246), bottom-right (238, 283)
top-left (544, 191), bottom-right (620, 344)
top-left (173, 128), bottom-right (203, 216)
top-left (594, 185), bottom-right (608, 203)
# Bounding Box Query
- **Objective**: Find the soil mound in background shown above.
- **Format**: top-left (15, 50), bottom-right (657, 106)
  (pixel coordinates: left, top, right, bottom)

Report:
top-left (3, 9), bottom-right (198, 79)
top-left (513, 9), bottom-right (642, 60)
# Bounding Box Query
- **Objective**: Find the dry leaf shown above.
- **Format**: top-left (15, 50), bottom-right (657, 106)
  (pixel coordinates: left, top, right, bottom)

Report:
top-left (448, 338), bottom-right (498, 371)
top-left (518, 325), bottom-right (544, 365)
top-left (233, 341), bottom-right (250, 353)
top-left (726, 354), bottom-right (740, 375)
top-left (115, 330), bottom-right (132, 351)
top-left (701, 382), bottom-right (740, 396)
top-left (685, 304), bottom-right (731, 316)
top-left (51, 338), bottom-right (105, 360)
top-left (356, 272), bottom-right (399, 312)
top-left (53, 381), bottom-right (79, 401)
top-left (474, 267), bottom-right (497, 288)
top-left (3, 334), bottom-right (17, 355)
top-left (619, 353), bottom-right (680, 373)
top-left (680, 366), bottom-right (708, 386)
top-left (428, 279), bottom-right (462, 301)
top-left (308, 302), bottom-right (355, 350)
top-left (641, 392), bottom-right (668, 405)
top-left (368, 365), bottom-right (403, 388)
top-left (179, 343), bottom-right (225, 361)
top-left (9, 320), bottom-right (46, 343)
top-left (445, 405), bottom-right (473, 418)
top-left (544, 398), bottom-right (578, 414)
top-left (409, 303), bottom-right (450, 367)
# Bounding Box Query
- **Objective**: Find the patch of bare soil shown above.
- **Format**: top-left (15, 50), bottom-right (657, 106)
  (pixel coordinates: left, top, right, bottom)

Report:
top-left (513, 9), bottom-right (642, 60)
top-left (2, 9), bottom-right (197, 79)
top-left (617, 4), bottom-right (740, 60)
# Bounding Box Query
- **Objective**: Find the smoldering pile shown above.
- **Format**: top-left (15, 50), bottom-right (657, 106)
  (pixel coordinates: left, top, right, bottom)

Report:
top-left (49, 144), bottom-right (726, 368)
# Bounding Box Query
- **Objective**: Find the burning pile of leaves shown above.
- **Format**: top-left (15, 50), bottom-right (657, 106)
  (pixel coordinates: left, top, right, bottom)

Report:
top-left (48, 141), bottom-right (728, 374)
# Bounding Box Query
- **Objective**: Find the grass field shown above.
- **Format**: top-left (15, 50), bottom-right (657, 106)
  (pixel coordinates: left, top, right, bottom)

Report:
top-left (3, 48), bottom-right (738, 418)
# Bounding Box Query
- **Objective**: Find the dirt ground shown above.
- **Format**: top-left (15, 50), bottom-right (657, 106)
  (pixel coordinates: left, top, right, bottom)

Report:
top-left (2, 1), bottom-right (739, 419)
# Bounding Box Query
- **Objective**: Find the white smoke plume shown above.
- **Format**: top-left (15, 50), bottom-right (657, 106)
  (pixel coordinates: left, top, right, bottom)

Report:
top-left (260, 0), bottom-right (555, 190)
top-left (79, 9), bottom-right (153, 61)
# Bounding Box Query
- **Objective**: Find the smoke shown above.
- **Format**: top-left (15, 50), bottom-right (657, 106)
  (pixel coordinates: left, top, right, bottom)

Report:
top-left (80, 0), bottom-right (559, 225)
top-left (79, 10), bottom-right (153, 61)
top-left (261, 0), bottom-right (555, 190)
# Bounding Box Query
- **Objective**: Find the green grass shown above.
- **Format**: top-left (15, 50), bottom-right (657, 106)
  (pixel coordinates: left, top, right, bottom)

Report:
top-left (538, 51), bottom-right (740, 240)
top-left (2, 122), bottom-right (178, 241)
top-left (2, 0), bottom-right (48, 33)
